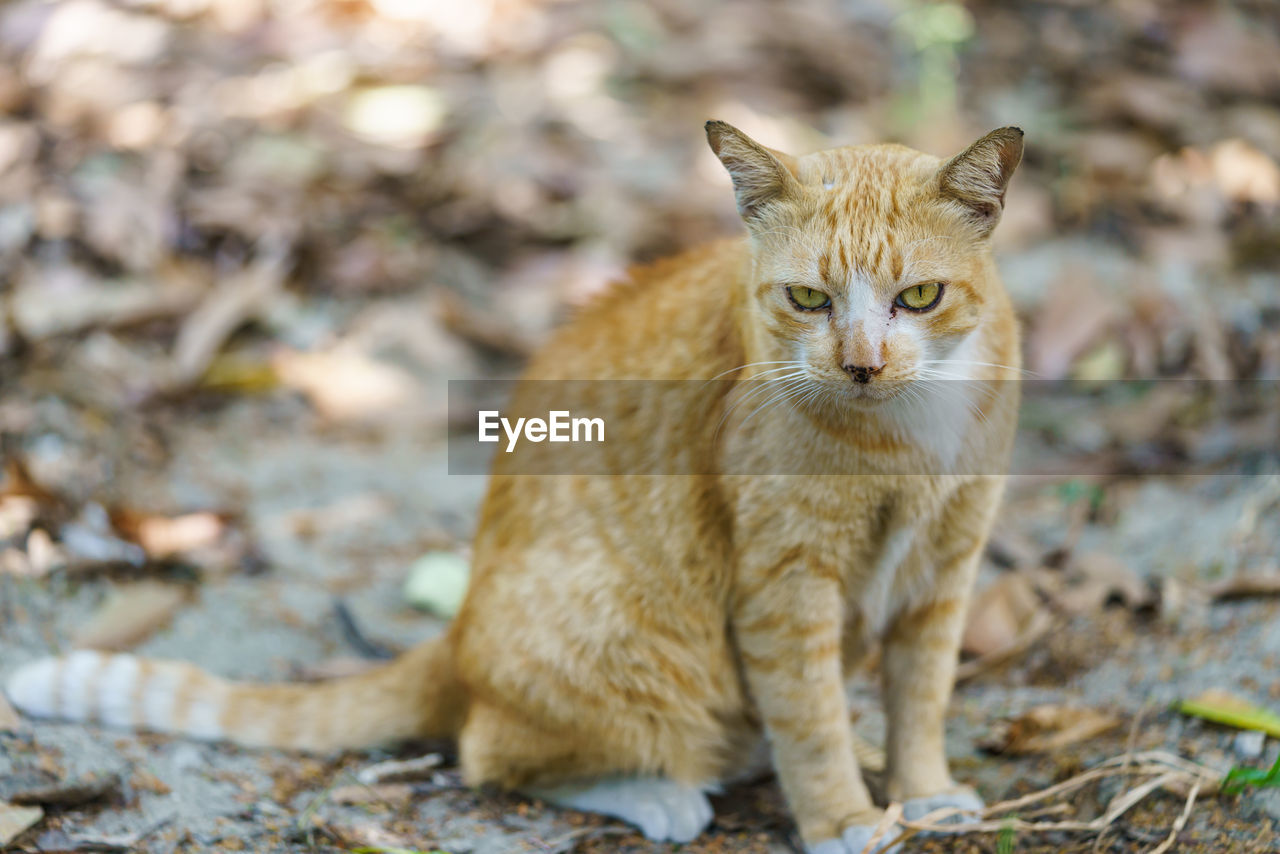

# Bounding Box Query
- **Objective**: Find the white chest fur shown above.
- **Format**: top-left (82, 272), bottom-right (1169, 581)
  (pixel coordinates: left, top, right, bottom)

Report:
top-left (856, 522), bottom-right (918, 638)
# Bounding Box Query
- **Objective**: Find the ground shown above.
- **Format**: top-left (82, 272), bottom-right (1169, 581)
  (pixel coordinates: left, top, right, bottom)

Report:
top-left (1, 0), bottom-right (1279, 851)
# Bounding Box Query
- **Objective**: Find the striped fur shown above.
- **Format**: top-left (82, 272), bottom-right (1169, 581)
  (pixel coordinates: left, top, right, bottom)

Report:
top-left (7, 639), bottom-right (462, 751)
top-left (5, 122), bottom-right (1023, 850)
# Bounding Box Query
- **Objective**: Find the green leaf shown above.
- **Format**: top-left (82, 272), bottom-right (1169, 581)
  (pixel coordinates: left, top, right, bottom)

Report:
top-left (1222, 753), bottom-right (1280, 796)
top-left (1176, 693), bottom-right (1280, 738)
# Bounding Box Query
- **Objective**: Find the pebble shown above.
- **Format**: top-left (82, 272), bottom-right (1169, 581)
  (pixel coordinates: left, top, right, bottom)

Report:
top-left (1234, 730), bottom-right (1267, 760)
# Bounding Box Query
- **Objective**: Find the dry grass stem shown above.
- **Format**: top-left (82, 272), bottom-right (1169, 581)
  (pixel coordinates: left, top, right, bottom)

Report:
top-left (893, 751), bottom-right (1221, 844)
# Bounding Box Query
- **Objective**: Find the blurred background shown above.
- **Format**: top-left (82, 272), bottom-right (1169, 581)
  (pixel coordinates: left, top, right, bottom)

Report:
top-left (1, 1), bottom-right (1280, 852)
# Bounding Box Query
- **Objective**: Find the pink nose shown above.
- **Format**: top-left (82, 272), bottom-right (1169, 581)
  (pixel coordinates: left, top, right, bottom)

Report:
top-left (843, 363), bottom-right (885, 384)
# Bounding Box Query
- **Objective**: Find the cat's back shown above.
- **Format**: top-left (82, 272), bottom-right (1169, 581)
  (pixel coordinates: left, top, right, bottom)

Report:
top-left (525, 239), bottom-right (746, 382)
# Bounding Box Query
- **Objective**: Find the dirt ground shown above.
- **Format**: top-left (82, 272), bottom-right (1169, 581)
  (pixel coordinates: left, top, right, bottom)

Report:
top-left (3, 400), bottom-right (1280, 853)
top-left (2, 0), bottom-right (1280, 852)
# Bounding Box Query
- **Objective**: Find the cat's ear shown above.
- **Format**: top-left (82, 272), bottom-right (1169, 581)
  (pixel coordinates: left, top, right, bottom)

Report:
top-left (705, 120), bottom-right (801, 224)
top-left (937, 127), bottom-right (1024, 237)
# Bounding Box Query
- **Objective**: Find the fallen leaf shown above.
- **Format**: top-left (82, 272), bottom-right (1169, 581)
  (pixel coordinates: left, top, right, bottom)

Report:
top-left (1178, 690), bottom-right (1280, 738)
top-left (73, 582), bottom-right (189, 651)
top-left (961, 572), bottom-right (1046, 657)
top-left (0, 495), bottom-right (39, 539)
top-left (273, 347), bottom-right (419, 422)
top-left (1046, 552), bottom-right (1153, 615)
top-left (403, 552), bottom-right (470, 618)
top-left (1026, 270), bottom-right (1117, 380)
top-left (981, 705), bottom-right (1123, 755)
top-left (0, 802), bottom-right (42, 847)
top-left (955, 610), bottom-right (1055, 683)
top-left (11, 263), bottom-right (204, 342)
top-left (110, 508), bottom-right (225, 559)
top-left (169, 246), bottom-right (291, 387)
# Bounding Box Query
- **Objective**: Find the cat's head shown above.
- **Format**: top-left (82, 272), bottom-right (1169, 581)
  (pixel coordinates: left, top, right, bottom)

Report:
top-left (706, 121), bottom-right (1022, 405)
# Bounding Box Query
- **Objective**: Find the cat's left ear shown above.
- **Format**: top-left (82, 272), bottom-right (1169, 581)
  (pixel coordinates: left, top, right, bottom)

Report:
top-left (705, 120), bottom-right (802, 225)
top-left (937, 127), bottom-right (1024, 237)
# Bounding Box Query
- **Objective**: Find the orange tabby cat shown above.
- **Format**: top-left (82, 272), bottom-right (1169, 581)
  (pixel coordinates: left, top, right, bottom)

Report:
top-left (7, 121), bottom-right (1023, 853)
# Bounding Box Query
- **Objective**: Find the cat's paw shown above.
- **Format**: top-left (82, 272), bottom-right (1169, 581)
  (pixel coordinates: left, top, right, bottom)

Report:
top-left (806, 823), bottom-right (902, 854)
top-left (525, 776), bottom-right (713, 843)
top-left (901, 785), bottom-right (984, 830)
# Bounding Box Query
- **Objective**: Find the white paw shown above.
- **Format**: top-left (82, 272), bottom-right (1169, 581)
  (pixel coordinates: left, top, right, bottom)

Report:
top-left (806, 822), bottom-right (902, 854)
top-left (525, 776), bottom-right (713, 843)
top-left (901, 786), bottom-right (984, 830)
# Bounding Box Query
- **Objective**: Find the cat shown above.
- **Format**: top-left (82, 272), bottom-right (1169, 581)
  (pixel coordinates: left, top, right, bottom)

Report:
top-left (6, 120), bottom-right (1024, 853)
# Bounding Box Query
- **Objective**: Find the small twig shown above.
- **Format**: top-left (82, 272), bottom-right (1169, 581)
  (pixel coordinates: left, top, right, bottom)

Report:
top-left (356, 753), bottom-right (444, 786)
top-left (860, 802), bottom-right (902, 853)
top-left (1122, 700), bottom-right (1151, 770)
top-left (1145, 775), bottom-right (1203, 854)
top-left (899, 751), bottom-right (1222, 840)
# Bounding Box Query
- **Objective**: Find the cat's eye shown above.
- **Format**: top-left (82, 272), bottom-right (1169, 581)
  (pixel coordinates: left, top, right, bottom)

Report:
top-left (895, 282), bottom-right (944, 312)
top-left (787, 286), bottom-right (831, 311)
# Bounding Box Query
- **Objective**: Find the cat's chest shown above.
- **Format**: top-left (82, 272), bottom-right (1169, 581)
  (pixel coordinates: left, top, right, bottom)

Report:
top-left (845, 492), bottom-right (941, 636)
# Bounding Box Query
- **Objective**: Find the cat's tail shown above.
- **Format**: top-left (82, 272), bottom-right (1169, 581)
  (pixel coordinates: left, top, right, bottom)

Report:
top-left (3, 634), bottom-right (466, 751)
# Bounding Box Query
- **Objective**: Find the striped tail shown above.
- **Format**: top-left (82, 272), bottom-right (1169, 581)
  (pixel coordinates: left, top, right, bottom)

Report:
top-left (3, 636), bottom-right (465, 751)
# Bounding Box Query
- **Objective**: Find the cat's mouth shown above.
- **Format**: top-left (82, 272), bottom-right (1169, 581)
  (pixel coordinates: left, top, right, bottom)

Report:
top-left (833, 377), bottom-right (909, 404)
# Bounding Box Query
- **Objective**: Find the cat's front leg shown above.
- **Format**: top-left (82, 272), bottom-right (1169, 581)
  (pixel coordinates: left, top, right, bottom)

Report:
top-left (880, 535), bottom-right (986, 827)
top-left (733, 563), bottom-right (898, 853)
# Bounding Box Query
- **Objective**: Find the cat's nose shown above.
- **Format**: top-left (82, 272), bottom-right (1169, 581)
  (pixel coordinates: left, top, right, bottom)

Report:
top-left (843, 363), bottom-right (884, 384)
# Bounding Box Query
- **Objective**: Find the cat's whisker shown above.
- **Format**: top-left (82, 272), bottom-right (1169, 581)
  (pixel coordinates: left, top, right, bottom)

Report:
top-left (920, 359), bottom-right (1034, 377)
top-left (737, 375), bottom-right (816, 430)
top-left (714, 371), bottom-right (812, 437)
top-left (701, 360), bottom-right (805, 385)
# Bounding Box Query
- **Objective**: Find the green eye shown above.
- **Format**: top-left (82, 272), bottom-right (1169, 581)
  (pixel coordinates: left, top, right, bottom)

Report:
top-left (787, 286), bottom-right (831, 310)
top-left (895, 282), bottom-right (943, 312)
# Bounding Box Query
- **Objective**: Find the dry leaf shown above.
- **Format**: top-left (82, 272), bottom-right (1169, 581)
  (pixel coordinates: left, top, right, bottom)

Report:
top-left (11, 264), bottom-right (204, 342)
top-left (169, 246), bottom-right (290, 387)
top-left (111, 509), bottom-right (225, 559)
top-left (1048, 552), bottom-right (1153, 615)
top-left (1026, 270), bottom-right (1117, 380)
top-left (962, 572), bottom-right (1046, 658)
top-left (73, 582), bottom-right (189, 651)
top-left (0, 802), bottom-right (42, 847)
top-left (981, 705), bottom-right (1123, 755)
top-left (273, 347), bottom-right (419, 422)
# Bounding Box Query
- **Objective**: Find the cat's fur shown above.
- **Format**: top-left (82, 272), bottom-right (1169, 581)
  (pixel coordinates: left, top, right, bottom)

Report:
top-left (7, 121), bottom-right (1023, 853)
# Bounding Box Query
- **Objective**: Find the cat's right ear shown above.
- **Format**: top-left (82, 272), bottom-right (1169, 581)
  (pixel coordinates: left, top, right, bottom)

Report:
top-left (705, 121), bottom-right (801, 225)
top-left (937, 127), bottom-right (1024, 237)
